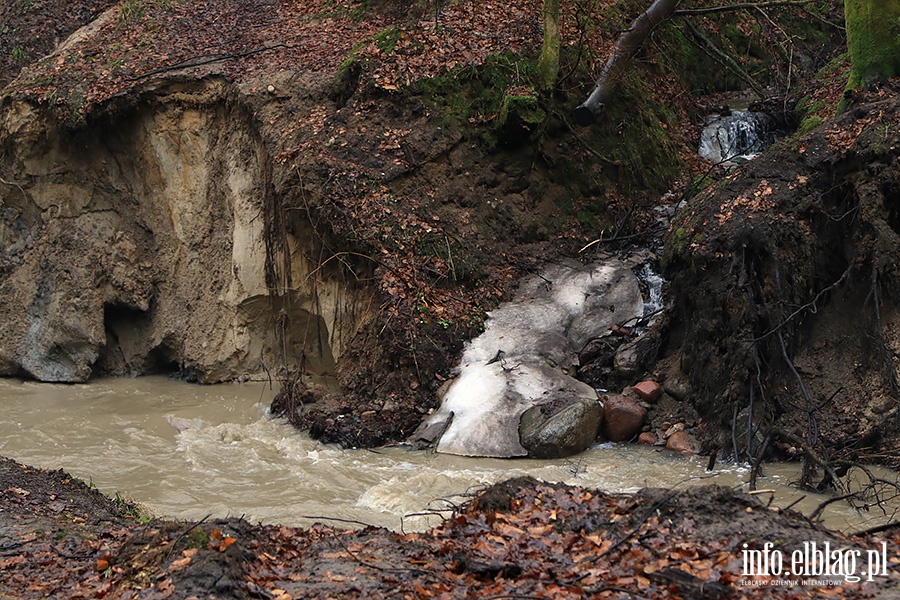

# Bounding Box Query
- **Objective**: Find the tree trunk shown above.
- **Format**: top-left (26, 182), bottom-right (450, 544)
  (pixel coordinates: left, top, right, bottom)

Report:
top-left (844, 0), bottom-right (900, 89)
top-left (573, 0), bottom-right (681, 125)
top-left (537, 0), bottom-right (561, 91)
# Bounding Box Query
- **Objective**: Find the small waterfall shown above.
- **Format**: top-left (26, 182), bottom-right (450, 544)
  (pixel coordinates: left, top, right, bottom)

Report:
top-left (638, 263), bottom-right (664, 317)
top-left (698, 110), bottom-right (776, 166)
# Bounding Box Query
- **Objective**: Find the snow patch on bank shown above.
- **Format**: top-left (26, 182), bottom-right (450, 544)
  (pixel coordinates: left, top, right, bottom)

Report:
top-left (414, 259), bottom-right (646, 457)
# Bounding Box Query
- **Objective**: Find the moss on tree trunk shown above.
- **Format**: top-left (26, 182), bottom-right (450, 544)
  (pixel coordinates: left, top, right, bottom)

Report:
top-left (844, 0), bottom-right (900, 89)
top-left (537, 0), bottom-right (561, 91)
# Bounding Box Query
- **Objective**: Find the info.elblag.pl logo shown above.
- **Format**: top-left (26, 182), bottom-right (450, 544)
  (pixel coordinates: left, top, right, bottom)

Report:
top-left (742, 541), bottom-right (890, 583)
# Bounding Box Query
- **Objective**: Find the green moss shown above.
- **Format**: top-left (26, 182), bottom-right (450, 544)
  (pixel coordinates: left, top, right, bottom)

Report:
top-left (112, 492), bottom-right (155, 523)
top-left (685, 175), bottom-right (716, 200)
top-left (844, 0), bottom-right (900, 89)
top-left (182, 528), bottom-right (209, 550)
top-left (663, 221), bottom-right (707, 266)
top-left (657, 22), bottom-right (742, 94)
top-left (591, 70), bottom-right (683, 193)
top-left (313, 0), bottom-right (369, 21)
top-left (334, 37), bottom-right (370, 88)
top-left (798, 97), bottom-right (825, 115)
top-left (820, 52), bottom-right (850, 76)
top-left (668, 227), bottom-right (689, 257)
top-left (797, 115), bottom-right (823, 136)
top-left (374, 26), bottom-right (401, 54)
top-left (412, 52), bottom-right (539, 138)
top-left (119, 0), bottom-right (145, 24)
top-left (497, 93), bottom-right (546, 128)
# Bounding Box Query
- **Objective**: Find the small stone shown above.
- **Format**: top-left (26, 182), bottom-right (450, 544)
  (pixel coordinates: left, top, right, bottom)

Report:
top-left (666, 431), bottom-right (699, 455)
top-left (361, 410), bottom-right (376, 418)
top-left (632, 380), bottom-right (662, 403)
top-left (602, 395), bottom-right (647, 442)
top-left (267, 85), bottom-right (275, 93)
top-left (663, 375), bottom-right (692, 401)
top-left (665, 422), bottom-right (685, 438)
top-left (638, 432), bottom-right (658, 445)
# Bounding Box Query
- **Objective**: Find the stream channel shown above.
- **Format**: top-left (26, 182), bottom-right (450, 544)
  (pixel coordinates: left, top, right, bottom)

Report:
top-left (1, 376), bottom-right (896, 534)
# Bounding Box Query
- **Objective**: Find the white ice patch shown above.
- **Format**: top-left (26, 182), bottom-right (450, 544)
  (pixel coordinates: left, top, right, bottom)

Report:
top-left (416, 259), bottom-right (645, 457)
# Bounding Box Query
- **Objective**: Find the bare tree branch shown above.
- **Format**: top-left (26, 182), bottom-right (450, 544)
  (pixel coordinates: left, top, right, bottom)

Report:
top-left (672, 0), bottom-right (818, 16)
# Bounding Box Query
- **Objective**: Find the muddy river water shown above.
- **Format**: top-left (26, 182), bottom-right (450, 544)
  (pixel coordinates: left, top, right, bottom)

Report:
top-left (0, 376), bottom-right (896, 533)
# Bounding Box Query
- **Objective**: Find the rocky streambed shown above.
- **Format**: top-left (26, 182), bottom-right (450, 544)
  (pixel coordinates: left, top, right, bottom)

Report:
top-left (410, 254), bottom-right (694, 459)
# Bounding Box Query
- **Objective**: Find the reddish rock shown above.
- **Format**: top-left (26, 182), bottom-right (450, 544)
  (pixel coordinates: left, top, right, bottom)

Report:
top-left (602, 395), bottom-right (647, 442)
top-left (638, 432), bottom-right (658, 445)
top-left (666, 431), bottom-right (699, 455)
top-left (632, 380), bottom-right (662, 403)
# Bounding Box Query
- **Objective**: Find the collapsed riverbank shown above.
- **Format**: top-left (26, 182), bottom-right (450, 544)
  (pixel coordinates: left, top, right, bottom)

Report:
top-left (3, 5), bottom-right (900, 596)
top-left (2, 454), bottom-right (899, 599)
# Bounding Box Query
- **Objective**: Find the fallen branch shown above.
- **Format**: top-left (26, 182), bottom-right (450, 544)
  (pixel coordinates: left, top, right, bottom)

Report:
top-left (748, 432), bottom-right (772, 491)
top-left (327, 530), bottom-right (432, 576)
top-left (124, 44), bottom-right (287, 81)
top-left (672, 0), bottom-right (817, 15)
top-left (572, 0), bottom-right (681, 125)
top-left (808, 492), bottom-right (860, 521)
top-left (852, 520), bottom-right (900, 537)
top-left (301, 515), bottom-right (375, 528)
top-left (575, 490), bottom-right (681, 576)
top-left (771, 427), bottom-right (843, 494)
top-left (780, 494), bottom-right (806, 513)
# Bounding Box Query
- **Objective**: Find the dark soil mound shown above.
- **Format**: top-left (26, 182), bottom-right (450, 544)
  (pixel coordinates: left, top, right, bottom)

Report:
top-left (663, 87), bottom-right (900, 473)
top-left (4, 456), bottom-right (898, 599)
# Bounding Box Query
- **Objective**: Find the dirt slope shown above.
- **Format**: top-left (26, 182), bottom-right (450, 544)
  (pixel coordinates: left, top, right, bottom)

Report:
top-left (662, 84), bottom-right (900, 471)
top-left (2, 456), bottom-right (899, 599)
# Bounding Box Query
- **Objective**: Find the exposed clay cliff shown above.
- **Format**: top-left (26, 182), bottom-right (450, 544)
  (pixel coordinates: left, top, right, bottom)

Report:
top-left (0, 77), bottom-right (374, 382)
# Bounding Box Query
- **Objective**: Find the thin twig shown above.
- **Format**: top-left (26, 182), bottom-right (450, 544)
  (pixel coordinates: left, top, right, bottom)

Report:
top-left (574, 490), bottom-right (681, 578)
top-left (124, 44), bottom-right (287, 81)
top-left (808, 492), bottom-right (861, 521)
top-left (672, 0), bottom-right (816, 15)
top-left (755, 265), bottom-right (852, 341)
top-left (166, 514), bottom-right (211, 561)
top-left (781, 495), bottom-right (806, 512)
top-left (851, 521), bottom-right (900, 537)
top-left (327, 530), bottom-right (431, 576)
top-left (301, 515), bottom-right (375, 528)
top-left (0, 175), bottom-right (28, 200)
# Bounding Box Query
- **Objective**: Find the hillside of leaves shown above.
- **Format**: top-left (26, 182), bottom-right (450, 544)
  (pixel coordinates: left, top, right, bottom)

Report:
top-left (2, 457), bottom-right (899, 599)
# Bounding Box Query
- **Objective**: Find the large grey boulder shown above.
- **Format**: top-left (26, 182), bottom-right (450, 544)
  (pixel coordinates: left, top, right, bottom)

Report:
top-left (519, 395), bottom-right (602, 459)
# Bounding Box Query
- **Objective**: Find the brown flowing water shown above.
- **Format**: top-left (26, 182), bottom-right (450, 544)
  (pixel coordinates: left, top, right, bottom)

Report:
top-left (0, 376), bottom-right (896, 533)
